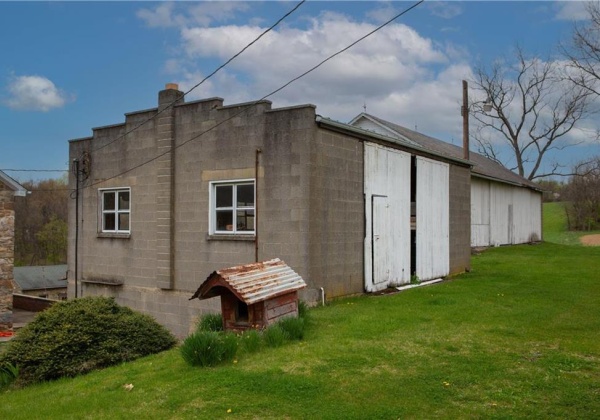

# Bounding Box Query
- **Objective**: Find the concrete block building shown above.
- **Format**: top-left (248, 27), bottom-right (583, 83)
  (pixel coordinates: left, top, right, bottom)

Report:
top-left (68, 84), bottom-right (480, 337)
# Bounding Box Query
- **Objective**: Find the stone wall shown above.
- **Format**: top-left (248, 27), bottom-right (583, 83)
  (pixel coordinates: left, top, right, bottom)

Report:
top-left (0, 183), bottom-right (15, 331)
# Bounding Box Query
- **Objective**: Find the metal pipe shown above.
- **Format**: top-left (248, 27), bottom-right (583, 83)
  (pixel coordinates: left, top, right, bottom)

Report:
top-left (73, 158), bottom-right (80, 299)
top-left (320, 287), bottom-right (325, 306)
top-left (255, 148), bottom-right (262, 262)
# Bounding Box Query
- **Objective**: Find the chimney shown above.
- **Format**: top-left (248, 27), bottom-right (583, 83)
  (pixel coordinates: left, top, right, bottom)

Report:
top-left (158, 82), bottom-right (184, 111)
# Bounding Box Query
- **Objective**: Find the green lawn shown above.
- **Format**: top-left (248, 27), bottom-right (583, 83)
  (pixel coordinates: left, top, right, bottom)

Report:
top-left (2, 206), bottom-right (600, 419)
top-left (543, 202), bottom-right (600, 245)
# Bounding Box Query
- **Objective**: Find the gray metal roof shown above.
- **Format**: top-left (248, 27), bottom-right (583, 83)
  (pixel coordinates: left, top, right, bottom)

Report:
top-left (13, 265), bottom-right (67, 291)
top-left (351, 113), bottom-right (542, 191)
top-left (191, 258), bottom-right (306, 305)
top-left (0, 170), bottom-right (27, 196)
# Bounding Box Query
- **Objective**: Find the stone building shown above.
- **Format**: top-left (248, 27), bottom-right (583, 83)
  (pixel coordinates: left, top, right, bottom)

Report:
top-left (68, 84), bottom-right (474, 337)
top-left (0, 171), bottom-right (27, 333)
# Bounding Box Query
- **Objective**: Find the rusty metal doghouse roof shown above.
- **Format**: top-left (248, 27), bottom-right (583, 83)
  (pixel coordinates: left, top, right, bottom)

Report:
top-left (190, 258), bottom-right (306, 305)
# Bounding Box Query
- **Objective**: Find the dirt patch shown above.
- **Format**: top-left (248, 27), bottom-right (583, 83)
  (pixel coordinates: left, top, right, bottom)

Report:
top-left (580, 234), bottom-right (600, 246)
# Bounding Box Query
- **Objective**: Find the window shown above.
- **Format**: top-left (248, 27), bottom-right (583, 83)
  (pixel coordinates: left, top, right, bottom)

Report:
top-left (100, 188), bottom-right (131, 233)
top-left (210, 180), bottom-right (255, 234)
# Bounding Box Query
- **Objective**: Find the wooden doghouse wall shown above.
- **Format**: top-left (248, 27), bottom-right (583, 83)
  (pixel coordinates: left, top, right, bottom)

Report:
top-left (264, 291), bottom-right (298, 326)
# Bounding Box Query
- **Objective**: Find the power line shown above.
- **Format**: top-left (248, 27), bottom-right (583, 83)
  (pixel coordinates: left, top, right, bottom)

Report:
top-left (91, 0), bottom-right (307, 154)
top-left (82, 0), bottom-right (425, 190)
top-left (0, 169), bottom-right (68, 172)
top-left (18, 0), bottom-right (424, 194)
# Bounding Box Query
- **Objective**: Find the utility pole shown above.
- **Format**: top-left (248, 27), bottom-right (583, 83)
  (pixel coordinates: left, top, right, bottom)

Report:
top-left (461, 80), bottom-right (470, 160)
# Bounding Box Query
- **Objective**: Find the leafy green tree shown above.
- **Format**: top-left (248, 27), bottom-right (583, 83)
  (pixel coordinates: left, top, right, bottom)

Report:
top-left (35, 216), bottom-right (67, 264)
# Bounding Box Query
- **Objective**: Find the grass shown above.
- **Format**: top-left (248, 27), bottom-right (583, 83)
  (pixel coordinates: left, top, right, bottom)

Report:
top-left (1, 206), bottom-right (600, 418)
top-left (543, 202), bottom-right (600, 245)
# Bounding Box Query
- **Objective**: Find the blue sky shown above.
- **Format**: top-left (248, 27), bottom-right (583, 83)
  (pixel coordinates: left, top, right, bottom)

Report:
top-left (0, 1), bottom-right (597, 183)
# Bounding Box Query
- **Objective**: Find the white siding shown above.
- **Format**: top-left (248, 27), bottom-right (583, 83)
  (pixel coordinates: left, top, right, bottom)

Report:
top-left (416, 157), bottom-right (450, 281)
top-left (364, 143), bottom-right (411, 292)
top-left (471, 177), bottom-right (542, 246)
top-left (471, 178), bottom-right (491, 247)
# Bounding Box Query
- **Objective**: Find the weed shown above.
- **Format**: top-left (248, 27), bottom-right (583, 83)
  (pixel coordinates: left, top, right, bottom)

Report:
top-left (239, 330), bottom-right (262, 354)
top-left (180, 331), bottom-right (237, 367)
top-left (278, 316), bottom-right (305, 341)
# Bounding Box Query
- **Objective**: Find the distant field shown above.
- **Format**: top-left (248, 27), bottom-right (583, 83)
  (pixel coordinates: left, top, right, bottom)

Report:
top-left (543, 202), bottom-right (600, 245)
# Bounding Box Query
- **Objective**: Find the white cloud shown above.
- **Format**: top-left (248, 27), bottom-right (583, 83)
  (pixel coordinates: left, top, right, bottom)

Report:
top-left (137, 1), bottom-right (249, 28)
top-left (428, 2), bottom-right (463, 19)
top-left (554, 1), bottom-right (590, 21)
top-left (4, 75), bottom-right (70, 112)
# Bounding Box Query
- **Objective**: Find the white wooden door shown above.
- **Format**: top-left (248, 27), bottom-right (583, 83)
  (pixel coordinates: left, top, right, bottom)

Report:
top-left (364, 143), bottom-right (411, 292)
top-left (372, 195), bottom-right (389, 286)
top-left (416, 156), bottom-right (449, 280)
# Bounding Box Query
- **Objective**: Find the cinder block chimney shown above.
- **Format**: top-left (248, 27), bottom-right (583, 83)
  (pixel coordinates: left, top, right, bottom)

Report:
top-left (156, 83), bottom-right (183, 290)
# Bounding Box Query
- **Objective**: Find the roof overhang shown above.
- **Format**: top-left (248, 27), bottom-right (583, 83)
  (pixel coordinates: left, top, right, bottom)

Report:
top-left (316, 115), bottom-right (473, 167)
top-left (0, 171), bottom-right (27, 196)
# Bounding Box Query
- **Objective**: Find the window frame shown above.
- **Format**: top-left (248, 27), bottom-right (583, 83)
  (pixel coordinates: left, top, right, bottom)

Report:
top-left (99, 187), bottom-right (131, 235)
top-left (209, 179), bottom-right (255, 235)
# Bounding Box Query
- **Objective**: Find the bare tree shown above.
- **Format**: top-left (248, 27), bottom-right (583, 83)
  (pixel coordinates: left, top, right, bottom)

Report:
top-left (564, 1), bottom-right (600, 97)
top-left (563, 158), bottom-right (600, 231)
top-left (470, 47), bottom-right (593, 180)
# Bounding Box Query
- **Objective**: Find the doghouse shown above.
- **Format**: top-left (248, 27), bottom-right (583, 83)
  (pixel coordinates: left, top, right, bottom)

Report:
top-left (190, 258), bottom-right (306, 331)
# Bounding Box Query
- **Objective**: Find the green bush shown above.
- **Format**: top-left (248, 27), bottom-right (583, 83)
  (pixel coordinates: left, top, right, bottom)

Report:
top-left (263, 324), bottom-right (288, 348)
top-left (278, 316), bottom-right (305, 341)
top-left (239, 330), bottom-right (262, 354)
top-left (180, 331), bottom-right (238, 367)
top-left (0, 297), bottom-right (176, 386)
top-left (197, 313), bottom-right (223, 332)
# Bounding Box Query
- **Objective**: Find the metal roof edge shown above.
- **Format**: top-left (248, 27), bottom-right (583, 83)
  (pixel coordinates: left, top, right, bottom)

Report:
top-left (0, 170), bottom-right (27, 195)
top-left (315, 116), bottom-right (473, 167)
top-left (472, 172), bottom-right (543, 192)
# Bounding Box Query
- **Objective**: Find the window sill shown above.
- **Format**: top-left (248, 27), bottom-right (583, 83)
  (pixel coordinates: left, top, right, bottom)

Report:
top-left (207, 234), bottom-right (256, 242)
top-left (97, 232), bottom-right (131, 239)
top-left (81, 278), bottom-right (124, 286)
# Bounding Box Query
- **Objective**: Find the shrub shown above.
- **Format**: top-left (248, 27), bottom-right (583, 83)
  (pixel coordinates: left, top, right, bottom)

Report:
top-left (239, 330), bottom-right (262, 354)
top-left (0, 297), bottom-right (176, 386)
top-left (263, 324), bottom-right (288, 348)
top-left (180, 331), bottom-right (238, 367)
top-left (278, 316), bottom-right (305, 341)
top-left (197, 313), bottom-right (223, 332)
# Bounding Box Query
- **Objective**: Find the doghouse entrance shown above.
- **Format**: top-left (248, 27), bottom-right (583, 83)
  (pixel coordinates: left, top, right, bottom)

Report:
top-left (236, 300), bottom-right (249, 322)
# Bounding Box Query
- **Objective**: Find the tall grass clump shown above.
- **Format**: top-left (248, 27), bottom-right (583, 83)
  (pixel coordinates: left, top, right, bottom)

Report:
top-left (263, 324), bottom-right (288, 348)
top-left (197, 313), bottom-right (223, 332)
top-left (278, 316), bottom-right (305, 341)
top-left (0, 362), bottom-right (19, 389)
top-left (239, 330), bottom-right (262, 354)
top-left (181, 331), bottom-right (238, 367)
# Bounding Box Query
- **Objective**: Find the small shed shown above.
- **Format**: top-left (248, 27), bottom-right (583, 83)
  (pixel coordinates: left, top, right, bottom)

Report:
top-left (190, 258), bottom-right (306, 331)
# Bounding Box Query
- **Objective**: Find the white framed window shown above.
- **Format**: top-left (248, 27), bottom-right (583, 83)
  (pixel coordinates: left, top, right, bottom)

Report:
top-left (99, 188), bottom-right (131, 233)
top-left (210, 180), bottom-right (255, 234)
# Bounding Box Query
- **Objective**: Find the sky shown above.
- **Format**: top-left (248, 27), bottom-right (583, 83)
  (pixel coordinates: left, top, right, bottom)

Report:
top-left (0, 1), bottom-right (598, 184)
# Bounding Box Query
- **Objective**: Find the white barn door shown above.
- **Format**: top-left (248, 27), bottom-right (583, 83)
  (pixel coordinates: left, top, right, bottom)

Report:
top-left (416, 157), bottom-right (449, 280)
top-left (364, 144), bottom-right (411, 292)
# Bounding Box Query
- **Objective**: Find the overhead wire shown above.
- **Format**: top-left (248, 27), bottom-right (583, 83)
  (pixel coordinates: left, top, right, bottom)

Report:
top-left (91, 0), bottom-right (307, 154)
top-left (15, 0), bottom-right (425, 193)
top-left (82, 0), bottom-right (425, 190)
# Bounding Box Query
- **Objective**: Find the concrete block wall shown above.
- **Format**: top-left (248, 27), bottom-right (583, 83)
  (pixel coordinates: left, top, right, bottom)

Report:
top-left (449, 164), bottom-right (471, 274)
top-left (307, 130), bottom-right (364, 299)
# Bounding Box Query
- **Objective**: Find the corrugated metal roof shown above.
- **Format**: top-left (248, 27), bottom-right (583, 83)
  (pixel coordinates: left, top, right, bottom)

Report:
top-left (13, 265), bottom-right (67, 291)
top-left (192, 258), bottom-right (306, 305)
top-left (352, 113), bottom-right (542, 191)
